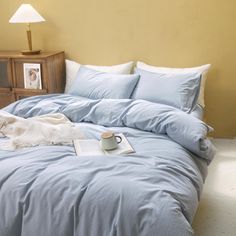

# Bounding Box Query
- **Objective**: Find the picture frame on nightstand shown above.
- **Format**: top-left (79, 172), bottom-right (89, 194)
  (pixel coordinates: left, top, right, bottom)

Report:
top-left (23, 63), bottom-right (42, 89)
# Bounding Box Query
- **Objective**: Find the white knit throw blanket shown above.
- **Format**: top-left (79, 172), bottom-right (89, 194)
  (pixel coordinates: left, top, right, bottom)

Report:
top-left (0, 111), bottom-right (84, 151)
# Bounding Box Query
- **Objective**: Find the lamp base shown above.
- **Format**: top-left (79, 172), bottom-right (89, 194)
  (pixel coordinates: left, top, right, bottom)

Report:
top-left (21, 49), bottom-right (41, 55)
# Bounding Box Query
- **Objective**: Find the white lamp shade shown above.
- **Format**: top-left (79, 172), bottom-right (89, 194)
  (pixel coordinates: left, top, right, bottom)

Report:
top-left (9, 4), bottom-right (45, 23)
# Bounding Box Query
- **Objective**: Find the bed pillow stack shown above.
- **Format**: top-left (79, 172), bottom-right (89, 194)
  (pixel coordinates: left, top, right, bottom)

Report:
top-left (65, 59), bottom-right (210, 112)
top-left (136, 62), bottom-right (211, 108)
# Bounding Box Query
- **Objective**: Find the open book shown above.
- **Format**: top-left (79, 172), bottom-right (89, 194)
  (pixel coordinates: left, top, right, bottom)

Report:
top-left (73, 133), bottom-right (134, 156)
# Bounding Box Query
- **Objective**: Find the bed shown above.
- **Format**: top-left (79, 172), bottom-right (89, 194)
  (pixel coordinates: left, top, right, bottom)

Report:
top-left (0, 62), bottom-right (215, 236)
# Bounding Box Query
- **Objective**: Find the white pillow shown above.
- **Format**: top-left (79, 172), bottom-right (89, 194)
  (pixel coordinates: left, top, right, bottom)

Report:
top-left (65, 60), bottom-right (134, 93)
top-left (136, 61), bottom-right (211, 108)
top-left (65, 60), bottom-right (80, 93)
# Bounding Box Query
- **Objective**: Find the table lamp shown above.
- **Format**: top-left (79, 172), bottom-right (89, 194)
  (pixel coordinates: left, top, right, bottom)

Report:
top-left (9, 4), bottom-right (45, 55)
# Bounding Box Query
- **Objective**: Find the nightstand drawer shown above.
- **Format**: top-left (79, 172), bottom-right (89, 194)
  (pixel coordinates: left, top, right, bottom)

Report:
top-left (0, 90), bottom-right (15, 108)
top-left (14, 88), bottom-right (47, 100)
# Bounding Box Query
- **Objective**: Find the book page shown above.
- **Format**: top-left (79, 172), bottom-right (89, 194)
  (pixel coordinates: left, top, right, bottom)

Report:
top-left (74, 139), bottom-right (105, 156)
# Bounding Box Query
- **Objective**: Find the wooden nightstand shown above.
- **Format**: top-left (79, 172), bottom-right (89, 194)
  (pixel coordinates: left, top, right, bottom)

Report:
top-left (0, 51), bottom-right (65, 108)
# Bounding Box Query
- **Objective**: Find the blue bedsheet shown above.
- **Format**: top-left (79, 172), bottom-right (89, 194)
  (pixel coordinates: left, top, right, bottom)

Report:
top-left (0, 94), bottom-right (215, 236)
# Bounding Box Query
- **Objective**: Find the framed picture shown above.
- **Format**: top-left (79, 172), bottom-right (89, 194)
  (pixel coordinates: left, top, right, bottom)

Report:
top-left (23, 63), bottom-right (42, 89)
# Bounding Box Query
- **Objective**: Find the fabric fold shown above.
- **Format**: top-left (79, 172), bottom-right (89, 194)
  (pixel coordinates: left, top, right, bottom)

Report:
top-left (4, 94), bottom-right (215, 162)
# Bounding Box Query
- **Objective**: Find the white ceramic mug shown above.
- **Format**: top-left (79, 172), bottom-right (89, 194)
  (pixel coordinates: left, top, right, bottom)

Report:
top-left (100, 132), bottom-right (122, 150)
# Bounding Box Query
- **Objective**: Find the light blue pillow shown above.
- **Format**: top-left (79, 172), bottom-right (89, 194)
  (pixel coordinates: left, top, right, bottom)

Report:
top-left (132, 68), bottom-right (201, 113)
top-left (68, 66), bottom-right (140, 99)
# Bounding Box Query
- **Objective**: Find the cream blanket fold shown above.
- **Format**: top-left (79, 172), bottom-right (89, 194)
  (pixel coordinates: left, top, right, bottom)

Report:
top-left (0, 111), bottom-right (84, 151)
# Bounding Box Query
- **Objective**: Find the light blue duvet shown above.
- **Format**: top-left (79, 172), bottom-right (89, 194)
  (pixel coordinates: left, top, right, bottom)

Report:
top-left (0, 94), bottom-right (215, 236)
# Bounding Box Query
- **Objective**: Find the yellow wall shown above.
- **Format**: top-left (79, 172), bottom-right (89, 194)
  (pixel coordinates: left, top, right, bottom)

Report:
top-left (0, 0), bottom-right (236, 138)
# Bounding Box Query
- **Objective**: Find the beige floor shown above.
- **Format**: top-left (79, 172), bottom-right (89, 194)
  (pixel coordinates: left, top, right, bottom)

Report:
top-left (192, 139), bottom-right (236, 236)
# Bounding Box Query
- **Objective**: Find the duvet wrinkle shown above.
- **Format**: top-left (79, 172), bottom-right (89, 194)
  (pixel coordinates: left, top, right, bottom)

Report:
top-left (159, 164), bottom-right (203, 201)
top-left (0, 167), bottom-right (21, 190)
top-left (20, 168), bottom-right (46, 205)
top-left (161, 190), bottom-right (192, 224)
top-left (72, 185), bottom-right (88, 233)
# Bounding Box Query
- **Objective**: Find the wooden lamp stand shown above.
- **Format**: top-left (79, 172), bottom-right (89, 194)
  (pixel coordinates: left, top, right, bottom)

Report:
top-left (21, 23), bottom-right (41, 55)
